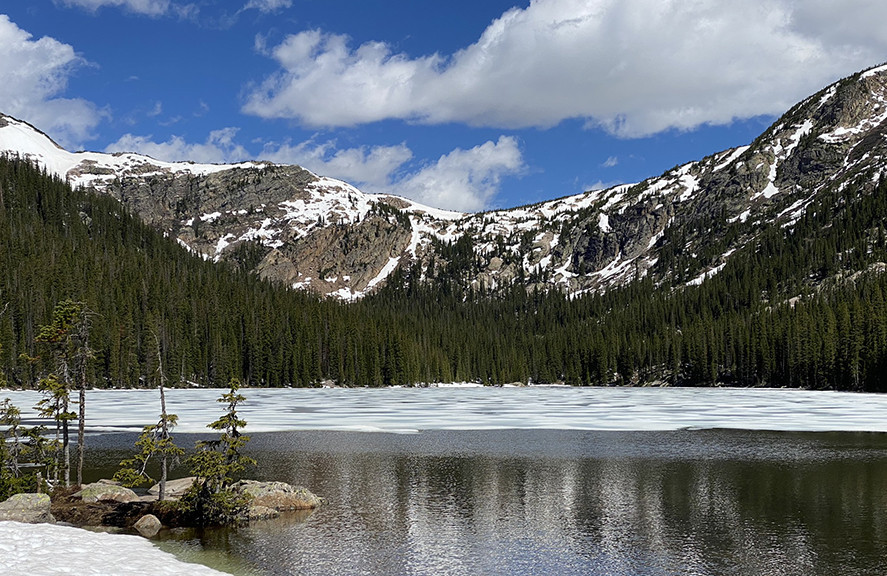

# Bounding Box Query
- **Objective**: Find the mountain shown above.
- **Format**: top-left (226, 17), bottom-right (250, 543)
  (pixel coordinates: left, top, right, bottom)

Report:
top-left (4, 58), bottom-right (887, 390)
top-left (0, 115), bottom-right (462, 299)
top-left (3, 63), bottom-right (887, 300)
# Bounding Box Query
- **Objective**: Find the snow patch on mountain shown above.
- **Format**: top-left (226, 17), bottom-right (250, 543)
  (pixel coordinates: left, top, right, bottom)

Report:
top-left (0, 114), bottom-right (261, 189)
top-left (6, 63), bottom-right (887, 299)
top-left (714, 146), bottom-right (750, 172)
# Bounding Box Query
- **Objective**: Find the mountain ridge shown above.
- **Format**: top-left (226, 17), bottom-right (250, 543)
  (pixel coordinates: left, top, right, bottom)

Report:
top-left (3, 62), bottom-right (887, 299)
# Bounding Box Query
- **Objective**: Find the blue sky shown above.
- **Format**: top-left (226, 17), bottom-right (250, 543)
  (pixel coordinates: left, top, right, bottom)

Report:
top-left (2, 1), bottom-right (887, 212)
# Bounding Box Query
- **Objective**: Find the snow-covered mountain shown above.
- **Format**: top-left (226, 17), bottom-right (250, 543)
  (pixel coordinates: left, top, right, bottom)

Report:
top-left (3, 62), bottom-right (887, 298)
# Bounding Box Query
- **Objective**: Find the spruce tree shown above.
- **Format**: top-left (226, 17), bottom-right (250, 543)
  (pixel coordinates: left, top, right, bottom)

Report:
top-left (181, 378), bottom-right (255, 524)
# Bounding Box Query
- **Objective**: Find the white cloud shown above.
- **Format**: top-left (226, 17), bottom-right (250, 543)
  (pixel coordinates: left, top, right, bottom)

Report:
top-left (57, 0), bottom-right (199, 18)
top-left (260, 139), bottom-right (414, 187)
top-left (244, 0), bottom-right (887, 137)
top-left (243, 0), bottom-right (293, 13)
top-left (108, 129), bottom-right (522, 211)
top-left (374, 136), bottom-right (524, 212)
top-left (263, 136), bottom-right (524, 212)
top-left (57, 0), bottom-right (172, 16)
top-left (105, 128), bottom-right (250, 164)
top-left (602, 156), bottom-right (618, 168)
top-left (148, 101), bottom-right (163, 117)
top-left (244, 29), bottom-right (441, 126)
top-left (0, 15), bottom-right (102, 149)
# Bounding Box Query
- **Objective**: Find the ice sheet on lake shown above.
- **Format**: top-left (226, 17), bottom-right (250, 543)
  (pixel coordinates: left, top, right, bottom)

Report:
top-left (3, 386), bottom-right (887, 434)
top-left (0, 521), bottom-right (230, 576)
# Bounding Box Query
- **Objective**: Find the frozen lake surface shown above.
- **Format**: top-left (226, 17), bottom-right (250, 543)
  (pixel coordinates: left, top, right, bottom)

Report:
top-left (3, 385), bottom-right (887, 433)
top-left (5, 386), bottom-right (887, 576)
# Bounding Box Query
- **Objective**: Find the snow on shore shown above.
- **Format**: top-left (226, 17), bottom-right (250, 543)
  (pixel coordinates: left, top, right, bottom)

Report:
top-left (0, 521), bottom-right (231, 576)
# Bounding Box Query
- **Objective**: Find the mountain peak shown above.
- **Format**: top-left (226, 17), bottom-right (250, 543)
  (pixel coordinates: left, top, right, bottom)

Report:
top-left (3, 63), bottom-right (887, 298)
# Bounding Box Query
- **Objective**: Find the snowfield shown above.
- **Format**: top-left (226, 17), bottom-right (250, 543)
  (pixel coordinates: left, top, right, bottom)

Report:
top-left (0, 522), bottom-right (230, 576)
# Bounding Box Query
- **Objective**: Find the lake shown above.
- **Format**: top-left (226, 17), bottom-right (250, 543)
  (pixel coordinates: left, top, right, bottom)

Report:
top-left (5, 386), bottom-right (887, 575)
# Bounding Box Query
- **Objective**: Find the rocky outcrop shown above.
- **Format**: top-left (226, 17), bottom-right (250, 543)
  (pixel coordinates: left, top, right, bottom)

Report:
top-left (147, 477), bottom-right (196, 500)
top-left (75, 482), bottom-right (139, 504)
top-left (0, 493), bottom-right (55, 524)
top-left (271, 214), bottom-right (412, 294)
top-left (230, 480), bottom-right (322, 516)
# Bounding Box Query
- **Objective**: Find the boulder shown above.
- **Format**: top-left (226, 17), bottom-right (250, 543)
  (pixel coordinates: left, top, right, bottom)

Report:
top-left (76, 482), bottom-right (139, 504)
top-left (230, 480), bottom-right (322, 511)
top-left (133, 514), bottom-right (162, 537)
top-left (147, 477), bottom-right (196, 500)
top-left (0, 493), bottom-right (56, 524)
top-left (245, 505), bottom-right (280, 521)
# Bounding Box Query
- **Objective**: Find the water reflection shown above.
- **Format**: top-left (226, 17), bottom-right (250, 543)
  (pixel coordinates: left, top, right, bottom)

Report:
top-left (89, 430), bottom-right (887, 576)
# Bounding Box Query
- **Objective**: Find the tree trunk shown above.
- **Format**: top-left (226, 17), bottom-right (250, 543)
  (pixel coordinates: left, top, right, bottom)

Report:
top-left (62, 414), bottom-right (70, 488)
top-left (157, 331), bottom-right (169, 501)
top-left (159, 382), bottom-right (168, 502)
top-left (77, 385), bottom-right (85, 487)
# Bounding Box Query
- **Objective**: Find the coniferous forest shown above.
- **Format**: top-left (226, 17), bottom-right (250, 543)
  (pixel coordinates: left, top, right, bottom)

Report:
top-left (1, 156), bottom-right (886, 392)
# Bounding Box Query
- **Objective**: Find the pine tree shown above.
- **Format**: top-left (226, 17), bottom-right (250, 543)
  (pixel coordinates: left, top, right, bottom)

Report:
top-left (181, 378), bottom-right (255, 524)
top-left (34, 299), bottom-right (92, 486)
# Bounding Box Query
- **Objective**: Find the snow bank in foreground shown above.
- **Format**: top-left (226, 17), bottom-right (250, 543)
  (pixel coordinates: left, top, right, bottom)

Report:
top-left (0, 521), bottom-right (230, 576)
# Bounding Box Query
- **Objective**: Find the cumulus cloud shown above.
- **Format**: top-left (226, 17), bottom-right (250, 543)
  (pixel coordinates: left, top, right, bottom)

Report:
top-left (374, 136), bottom-right (524, 212)
top-left (105, 128), bottom-right (250, 164)
top-left (263, 136), bottom-right (524, 212)
top-left (0, 15), bottom-right (102, 148)
top-left (243, 0), bottom-right (887, 137)
top-left (260, 139), bottom-right (414, 187)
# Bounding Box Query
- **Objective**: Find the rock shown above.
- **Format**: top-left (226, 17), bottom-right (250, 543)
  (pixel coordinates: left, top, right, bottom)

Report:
top-left (230, 480), bottom-right (322, 511)
top-left (147, 477), bottom-right (196, 500)
top-left (133, 514), bottom-right (162, 537)
top-left (245, 505), bottom-right (280, 521)
top-left (76, 483), bottom-right (139, 504)
top-left (0, 493), bottom-right (56, 524)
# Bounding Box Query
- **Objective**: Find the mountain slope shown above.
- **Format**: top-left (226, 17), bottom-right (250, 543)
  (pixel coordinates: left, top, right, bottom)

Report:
top-left (1, 147), bottom-right (887, 390)
top-left (3, 63), bottom-right (887, 299)
top-left (0, 114), bottom-right (462, 299)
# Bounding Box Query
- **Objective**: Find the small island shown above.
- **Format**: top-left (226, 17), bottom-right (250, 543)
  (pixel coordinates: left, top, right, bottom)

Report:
top-left (1, 376), bottom-right (321, 537)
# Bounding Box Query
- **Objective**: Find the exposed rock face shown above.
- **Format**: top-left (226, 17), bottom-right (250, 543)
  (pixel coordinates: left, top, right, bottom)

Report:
top-left (147, 477), bottom-right (196, 500)
top-left (230, 480), bottom-right (322, 512)
top-left (94, 163), bottom-right (422, 298)
top-left (0, 493), bottom-right (55, 524)
top-left (76, 482), bottom-right (140, 504)
top-left (5, 64), bottom-right (887, 297)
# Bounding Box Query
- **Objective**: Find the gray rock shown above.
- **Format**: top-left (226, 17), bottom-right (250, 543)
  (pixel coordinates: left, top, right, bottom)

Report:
top-left (0, 493), bottom-right (55, 524)
top-left (133, 514), bottom-right (162, 537)
top-left (76, 482), bottom-right (139, 504)
top-left (230, 480), bottom-right (322, 511)
top-left (245, 505), bottom-right (280, 521)
top-left (147, 477), bottom-right (196, 500)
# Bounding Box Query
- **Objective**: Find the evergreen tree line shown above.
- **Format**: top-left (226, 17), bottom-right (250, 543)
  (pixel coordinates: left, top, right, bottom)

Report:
top-left (1, 156), bottom-right (886, 391)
